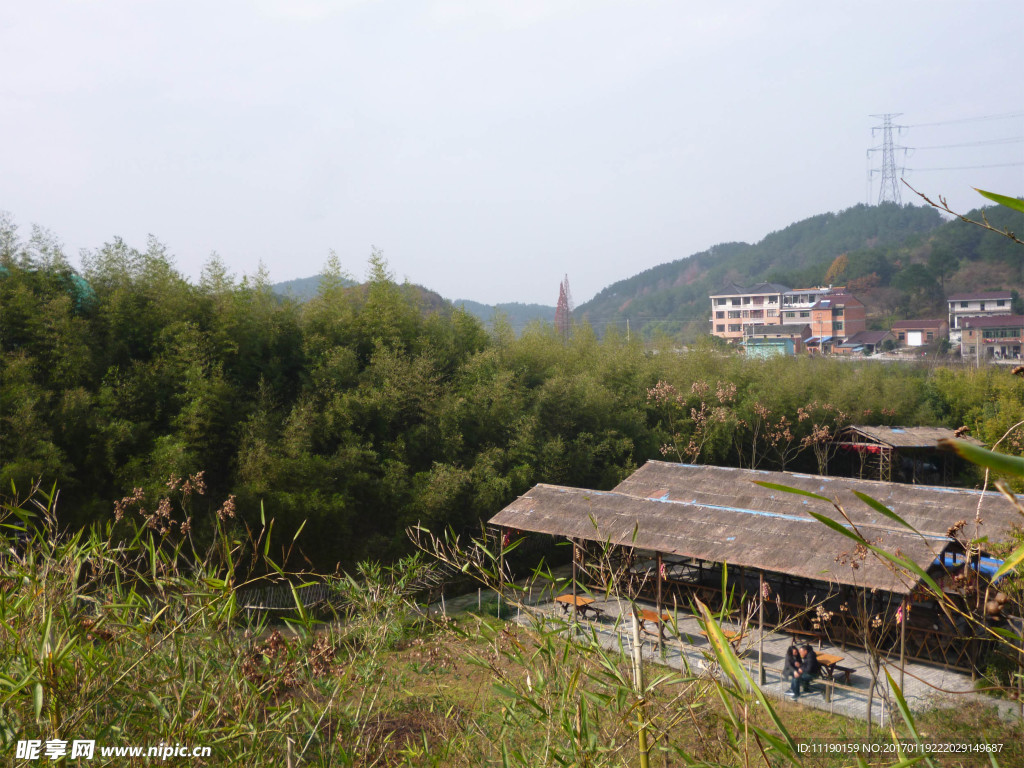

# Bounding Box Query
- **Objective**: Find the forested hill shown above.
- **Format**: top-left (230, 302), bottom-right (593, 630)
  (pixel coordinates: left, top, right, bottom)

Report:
top-left (576, 203), bottom-right (946, 339)
top-left (272, 274), bottom-right (355, 300)
top-left (453, 299), bottom-right (555, 332)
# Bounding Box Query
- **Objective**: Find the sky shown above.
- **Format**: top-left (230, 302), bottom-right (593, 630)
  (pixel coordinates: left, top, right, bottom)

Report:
top-left (2, 1), bottom-right (1022, 306)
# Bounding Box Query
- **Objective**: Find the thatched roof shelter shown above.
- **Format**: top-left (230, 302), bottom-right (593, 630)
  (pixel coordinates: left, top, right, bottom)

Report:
top-left (835, 425), bottom-right (982, 451)
top-left (830, 426), bottom-right (984, 483)
top-left (489, 461), bottom-right (1020, 596)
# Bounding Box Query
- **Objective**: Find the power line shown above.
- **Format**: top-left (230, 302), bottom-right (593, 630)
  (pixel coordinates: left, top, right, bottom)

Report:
top-left (907, 161), bottom-right (1024, 172)
top-left (905, 111), bottom-right (1024, 129)
top-left (913, 136), bottom-right (1024, 150)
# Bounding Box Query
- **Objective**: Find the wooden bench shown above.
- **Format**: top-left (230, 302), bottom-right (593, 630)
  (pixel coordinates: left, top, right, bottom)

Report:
top-left (830, 665), bottom-right (855, 685)
top-left (787, 628), bottom-right (824, 649)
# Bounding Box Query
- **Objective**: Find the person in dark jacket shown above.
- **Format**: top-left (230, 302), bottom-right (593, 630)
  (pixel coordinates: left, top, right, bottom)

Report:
top-left (782, 645), bottom-right (800, 682)
top-left (787, 645), bottom-right (819, 699)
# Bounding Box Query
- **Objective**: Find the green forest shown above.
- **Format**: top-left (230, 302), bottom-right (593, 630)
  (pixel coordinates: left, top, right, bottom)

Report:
top-left (5, 212), bottom-right (1024, 571)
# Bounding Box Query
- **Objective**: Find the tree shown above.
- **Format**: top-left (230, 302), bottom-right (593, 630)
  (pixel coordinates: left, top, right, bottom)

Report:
top-left (927, 244), bottom-right (959, 291)
top-left (824, 253), bottom-right (849, 285)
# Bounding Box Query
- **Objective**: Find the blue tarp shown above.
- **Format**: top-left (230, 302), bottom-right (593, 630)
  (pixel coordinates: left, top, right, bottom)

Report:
top-left (936, 551), bottom-right (1004, 581)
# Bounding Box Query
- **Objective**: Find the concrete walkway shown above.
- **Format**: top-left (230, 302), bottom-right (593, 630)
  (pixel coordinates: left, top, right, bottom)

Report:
top-left (513, 591), bottom-right (1024, 724)
top-left (427, 567), bottom-right (1022, 724)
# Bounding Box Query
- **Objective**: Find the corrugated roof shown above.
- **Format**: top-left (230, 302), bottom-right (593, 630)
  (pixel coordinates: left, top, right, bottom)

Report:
top-left (746, 323), bottom-right (810, 337)
top-left (845, 330), bottom-right (892, 345)
top-left (489, 461), bottom-right (1019, 595)
top-left (490, 481), bottom-right (938, 594)
top-left (710, 281), bottom-right (790, 297)
top-left (837, 425), bottom-right (984, 449)
top-left (891, 319), bottom-right (947, 330)
top-left (811, 292), bottom-right (862, 310)
top-left (961, 314), bottom-right (1024, 329)
top-left (611, 462), bottom-right (1005, 538)
top-left (948, 291), bottom-right (1012, 302)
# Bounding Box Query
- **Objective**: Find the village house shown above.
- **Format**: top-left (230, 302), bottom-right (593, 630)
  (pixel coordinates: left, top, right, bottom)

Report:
top-left (710, 284), bottom-right (858, 346)
top-left (890, 319), bottom-right (948, 347)
top-left (806, 291), bottom-right (865, 351)
top-left (834, 329), bottom-right (895, 356)
top-left (742, 323), bottom-right (811, 357)
top-left (960, 314), bottom-right (1024, 360)
top-left (947, 290), bottom-right (1012, 346)
top-left (709, 282), bottom-right (787, 342)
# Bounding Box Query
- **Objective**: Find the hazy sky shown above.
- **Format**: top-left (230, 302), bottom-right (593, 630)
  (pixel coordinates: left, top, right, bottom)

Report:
top-left (2, 1), bottom-right (1022, 305)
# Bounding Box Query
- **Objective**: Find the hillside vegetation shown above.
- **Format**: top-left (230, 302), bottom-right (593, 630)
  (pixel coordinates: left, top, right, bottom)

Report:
top-left (5, 210), bottom-right (1024, 571)
top-left (577, 202), bottom-right (1024, 340)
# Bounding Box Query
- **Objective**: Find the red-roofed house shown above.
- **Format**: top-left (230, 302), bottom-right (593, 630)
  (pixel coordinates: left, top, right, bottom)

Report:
top-left (809, 291), bottom-right (865, 345)
top-left (960, 314), bottom-right (1024, 360)
top-left (891, 319), bottom-right (948, 347)
top-left (947, 291), bottom-right (1012, 345)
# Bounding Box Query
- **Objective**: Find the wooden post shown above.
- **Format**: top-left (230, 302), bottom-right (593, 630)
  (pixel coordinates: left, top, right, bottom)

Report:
top-left (497, 527), bottom-right (504, 619)
top-left (571, 538), bottom-right (578, 623)
top-left (899, 597), bottom-right (907, 691)
top-left (758, 571), bottom-right (766, 685)
top-left (631, 613), bottom-right (650, 768)
top-left (656, 553), bottom-right (664, 655)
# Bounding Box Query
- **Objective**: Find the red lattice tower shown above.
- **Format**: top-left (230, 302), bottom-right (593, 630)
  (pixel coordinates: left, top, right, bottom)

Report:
top-left (555, 274), bottom-right (573, 339)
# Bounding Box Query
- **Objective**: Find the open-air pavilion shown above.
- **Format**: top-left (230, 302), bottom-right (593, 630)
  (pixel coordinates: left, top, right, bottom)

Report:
top-left (489, 461), bottom-right (1022, 680)
top-left (830, 425), bottom-right (984, 484)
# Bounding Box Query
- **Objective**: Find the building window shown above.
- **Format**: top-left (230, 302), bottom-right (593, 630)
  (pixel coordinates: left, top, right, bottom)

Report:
top-left (968, 346), bottom-right (975, 354)
top-left (732, 299), bottom-right (741, 306)
top-left (961, 302), bottom-right (968, 308)
top-left (927, 332), bottom-right (934, 340)
top-left (998, 300), bottom-right (1006, 307)
top-left (898, 332), bottom-right (905, 341)
top-left (716, 311), bottom-right (724, 319)
top-left (728, 324), bottom-right (741, 333)
top-left (742, 297), bottom-right (751, 305)
top-left (799, 311), bottom-right (810, 318)
top-left (981, 303), bottom-right (986, 310)
top-left (716, 324), bottom-right (725, 332)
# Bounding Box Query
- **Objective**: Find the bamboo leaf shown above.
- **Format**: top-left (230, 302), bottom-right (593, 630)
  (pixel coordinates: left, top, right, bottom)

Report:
top-left (976, 188), bottom-right (1024, 214)
top-left (807, 512), bottom-right (945, 596)
top-left (33, 682), bottom-right (43, 720)
top-left (852, 491), bottom-right (922, 537)
top-left (938, 438), bottom-right (1024, 479)
top-left (885, 670), bottom-right (920, 741)
top-left (992, 541), bottom-right (1024, 580)
top-left (753, 481), bottom-right (831, 503)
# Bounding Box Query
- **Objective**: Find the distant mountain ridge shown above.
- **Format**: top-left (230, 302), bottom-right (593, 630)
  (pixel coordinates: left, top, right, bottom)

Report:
top-left (271, 201), bottom-right (1024, 341)
top-left (272, 275), bottom-right (355, 300)
top-left (453, 300), bottom-right (555, 331)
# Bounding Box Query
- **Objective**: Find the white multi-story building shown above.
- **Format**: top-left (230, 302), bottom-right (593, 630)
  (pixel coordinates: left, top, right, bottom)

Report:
top-left (947, 291), bottom-right (1012, 345)
top-left (780, 287), bottom-right (830, 325)
top-left (709, 282), bottom-right (787, 341)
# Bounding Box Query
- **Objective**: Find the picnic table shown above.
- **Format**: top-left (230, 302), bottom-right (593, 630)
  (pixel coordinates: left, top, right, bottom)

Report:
top-left (637, 609), bottom-right (671, 639)
top-left (699, 629), bottom-right (745, 650)
top-left (815, 653), bottom-right (854, 685)
top-left (554, 594), bottom-right (604, 619)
